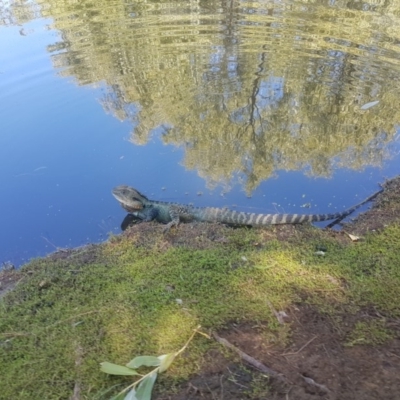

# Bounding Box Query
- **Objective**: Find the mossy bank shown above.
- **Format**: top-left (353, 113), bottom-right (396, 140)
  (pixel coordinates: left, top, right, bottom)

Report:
top-left (1, 177), bottom-right (400, 400)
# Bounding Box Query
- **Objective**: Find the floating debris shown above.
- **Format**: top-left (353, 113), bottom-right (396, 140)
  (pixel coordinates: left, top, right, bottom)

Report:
top-left (15, 166), bottom-right (47, 177)
top-left (360, 100), bottom-right (379, 110)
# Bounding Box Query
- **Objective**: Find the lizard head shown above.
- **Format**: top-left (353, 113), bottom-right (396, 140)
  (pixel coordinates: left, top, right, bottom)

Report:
top-left (112, 185), bottom-right (149, 212)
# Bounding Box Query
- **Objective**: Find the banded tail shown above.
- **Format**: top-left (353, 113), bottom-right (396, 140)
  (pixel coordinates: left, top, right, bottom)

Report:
top-left (197, 189), bottom-right (383, 226)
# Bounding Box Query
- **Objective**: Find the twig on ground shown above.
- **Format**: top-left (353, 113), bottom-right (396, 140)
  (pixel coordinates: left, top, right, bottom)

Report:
top-left (302, 375), bottom-right (331, 394)
top-left (71, 383), bottom-right (80, 400)
top-left (213, 332), bottom-right (332, 396)
top-left (285, 386), bottom-right (293, 400)
top-left (0, 331), bottom-right (31, 338)
top-left (266, 299), bottom-right (287, 325)
top-left (322, 344), bottom-right (330, 359)
top-left (41, 236), bottom-right (69, 252)
top-left (227, 377), bottom-right (249, 389)
top-left (45, 310), bottom-right (99, 330)
top-left (282, 335), bottom-right (317, 356)
top-left (212, 332), bottom-right (288, 383)
top-left (186, 382), bottom-right (200, 396)
top-left (388, 351), bottom-right (400, 359)
top-left (204, 381), bottom-right (218, 400)
top-left (71, 335), bottom-right (83, 400)
top-left (219, 374), bottom-right (224, 400)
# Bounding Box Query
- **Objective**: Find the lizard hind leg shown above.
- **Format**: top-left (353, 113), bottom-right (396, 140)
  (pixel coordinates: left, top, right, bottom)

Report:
top-left (163, 218), bottom-right (180, 233)
top-left (163, 207), bottom-right (181, 232)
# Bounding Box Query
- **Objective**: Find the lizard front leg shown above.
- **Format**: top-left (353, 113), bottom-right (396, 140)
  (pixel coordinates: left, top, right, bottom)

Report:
top-left (132, 207), bottom-right (159, 222)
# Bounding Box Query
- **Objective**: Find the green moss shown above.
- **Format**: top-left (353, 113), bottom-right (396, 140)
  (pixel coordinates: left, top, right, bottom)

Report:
top-left (246, 372), bottom-right (271, 399)
top-left (346, 320), bottom-right (394, 346)
top-left (1, 222), bottom-right (400, 398)
top-left (301, 224), bottom-right (400, 315)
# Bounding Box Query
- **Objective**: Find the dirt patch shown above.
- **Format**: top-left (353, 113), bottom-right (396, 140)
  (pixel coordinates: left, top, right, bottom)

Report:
top-left (160, 305), bottom-right (400, 400)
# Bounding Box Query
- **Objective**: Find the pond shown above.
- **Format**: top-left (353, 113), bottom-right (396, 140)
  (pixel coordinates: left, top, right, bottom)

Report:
top-left (1, 0), bottom-right (400, 267)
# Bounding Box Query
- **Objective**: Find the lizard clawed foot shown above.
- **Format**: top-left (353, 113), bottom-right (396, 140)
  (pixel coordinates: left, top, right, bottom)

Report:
top-left (162, 225), bottom-right (171, 233)
top-left (162, 220), bottom-right (179, 233)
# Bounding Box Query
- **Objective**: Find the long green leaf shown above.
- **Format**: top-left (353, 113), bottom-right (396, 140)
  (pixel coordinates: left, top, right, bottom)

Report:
top-left (135, 372), bottom-right (157, 400)
top-left (124, 389), bottom-right (138, 400)
top-left (126, 356), bottom-right (160, 369)
top-left (100, 362), bottom-right (139, 376)
top-left (157, 353), bottom-right (176, 373)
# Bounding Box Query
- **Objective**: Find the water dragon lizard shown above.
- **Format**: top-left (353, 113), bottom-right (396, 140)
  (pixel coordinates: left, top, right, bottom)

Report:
top-left (112, 185), bottom-right (382, 231)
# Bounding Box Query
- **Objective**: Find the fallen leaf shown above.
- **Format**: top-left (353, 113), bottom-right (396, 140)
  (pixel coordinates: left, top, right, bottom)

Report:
top-left (347, 233), bottom-right (360, 241)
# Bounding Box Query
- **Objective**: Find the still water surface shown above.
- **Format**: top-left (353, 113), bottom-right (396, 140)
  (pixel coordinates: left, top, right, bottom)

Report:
top-left (1, 0), bottom-right (400, 266)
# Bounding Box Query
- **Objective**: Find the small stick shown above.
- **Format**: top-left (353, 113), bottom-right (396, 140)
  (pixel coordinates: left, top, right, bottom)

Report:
top-left (44, 310), bottom-right (99, 330)
top-left (219, 374), bottom-right (224, 400)
top-left (71, 337), bottom-right (83, 400)
top-left (282, 335), bottom-right (317, 356)
top-left (212, 333), bottom-right (331, 393)
top-left (41, 235), bottom-right (57, 249)
top-left (388, 352), bottom-right (400, 360)
top-left (212, 332), bottom-right (287, 383)
top-left (302, 376), bottom-right (331, 394)
top-left (41, 236), bottom-right (69, 252)
top-left (266, 299), bottom-right (286, 325)
top-left (213, 332), bottom-right (332, 395)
